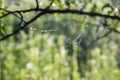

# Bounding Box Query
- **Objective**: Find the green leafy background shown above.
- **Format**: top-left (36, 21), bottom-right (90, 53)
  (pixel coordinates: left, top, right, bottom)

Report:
top-left (0, 0), bottom-right (120, 80)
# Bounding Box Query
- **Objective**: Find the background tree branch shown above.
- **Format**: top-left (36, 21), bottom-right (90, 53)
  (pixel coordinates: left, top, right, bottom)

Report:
top-left (0, 1), bottom-right (120, 41)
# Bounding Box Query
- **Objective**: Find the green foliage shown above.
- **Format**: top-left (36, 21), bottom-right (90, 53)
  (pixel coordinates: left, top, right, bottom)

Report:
top-left (0, 32), bottom-right (77, 80)
top-left (1, 32), bottom-right (120, 80)
top-left (0, 0), bottom-right (2, 8)
top-left (0, 0), bottom-right (120, 80)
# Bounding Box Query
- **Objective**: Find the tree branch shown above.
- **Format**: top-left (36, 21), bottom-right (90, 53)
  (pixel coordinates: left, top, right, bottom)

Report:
top-left (0, 8), bottom-right (26, 23)
top-left (88, 25), bottom-right (120, 47)
top-left (45, 0), bottom-right (54, 9)
top-left (88, 30), bottom-right (112, 48)
top-left (0, 8), bottom-right (120, 21)
top-left (35, 0), bottom-right (39, 9)
top-left (0, 11), bottom-right (46, 41)
top-left (0, 7), bottom-right (120, 41)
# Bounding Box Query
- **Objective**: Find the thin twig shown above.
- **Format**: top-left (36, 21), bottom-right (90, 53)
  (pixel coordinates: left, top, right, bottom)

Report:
top-left (35, 0), bottom-right (39, 9)
top-left (0, 11), bottom-right (46, 41)
top-left (0, 8), bottom-right (26, 23)
top-left (88, 29), bottom-right (112, 47)
top-left (45, 0), bottom-right (54, 9)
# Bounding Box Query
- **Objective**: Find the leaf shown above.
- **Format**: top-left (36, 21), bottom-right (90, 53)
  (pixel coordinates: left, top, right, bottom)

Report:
top-left (54, 0), bottom-right (60, 4)
top-left (90, 3), bottom-right (97, 12)
top-left (102, 3), bottom-right (114, 12)
top-left (0, 26), bottom-right (5, 35)
top-left (0, 1), bottom-right (2, 8)
top-left (14, 3), bottom-right (20, 6)
top-left (65, 0), bottom-right (75, 6)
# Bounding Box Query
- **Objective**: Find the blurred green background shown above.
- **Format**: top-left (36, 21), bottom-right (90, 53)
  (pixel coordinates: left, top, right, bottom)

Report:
top-left (0, 0), bottom-right (120, 80)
